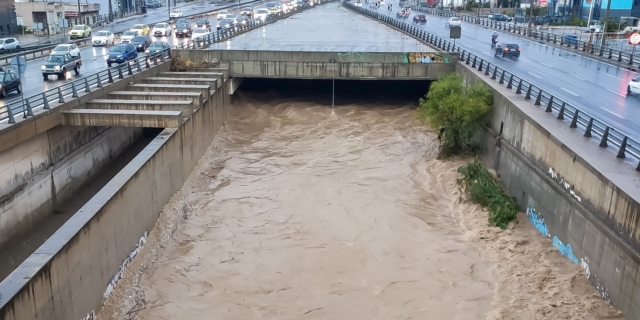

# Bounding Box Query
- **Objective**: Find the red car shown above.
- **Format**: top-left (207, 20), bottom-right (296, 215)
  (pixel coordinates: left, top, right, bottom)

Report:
top-left (413, 14), bottom-right (427, 24)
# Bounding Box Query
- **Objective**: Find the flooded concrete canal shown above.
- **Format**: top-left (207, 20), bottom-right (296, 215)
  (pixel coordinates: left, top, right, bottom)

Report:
top-left (97, 80), bottom-right (623, 320)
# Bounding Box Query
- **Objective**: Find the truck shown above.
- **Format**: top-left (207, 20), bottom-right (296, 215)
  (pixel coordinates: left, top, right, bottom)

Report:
top-left (42, 52), bottom-right (82, 80)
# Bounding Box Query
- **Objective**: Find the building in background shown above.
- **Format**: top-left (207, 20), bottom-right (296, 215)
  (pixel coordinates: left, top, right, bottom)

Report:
top-left (0, 0), bottom-right (18, 35)
top-left (14, 1), bottom-right (100, 35)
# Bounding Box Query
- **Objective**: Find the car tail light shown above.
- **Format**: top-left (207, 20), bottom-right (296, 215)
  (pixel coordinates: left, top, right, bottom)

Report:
top-left (517, 48), bottom-right (521, 51)
top-left (505, 48), bottom-right (509, 51)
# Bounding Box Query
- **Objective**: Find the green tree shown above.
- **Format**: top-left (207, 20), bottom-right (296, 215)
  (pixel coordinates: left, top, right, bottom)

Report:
top-left (415, 72), bottom-right (492, 158)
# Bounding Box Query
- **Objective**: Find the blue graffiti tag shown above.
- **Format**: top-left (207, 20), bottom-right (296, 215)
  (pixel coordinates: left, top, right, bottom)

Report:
top-left (526, 206), bottom-right (549, 237)
top-left (552, 236), bottom-right (579, 264)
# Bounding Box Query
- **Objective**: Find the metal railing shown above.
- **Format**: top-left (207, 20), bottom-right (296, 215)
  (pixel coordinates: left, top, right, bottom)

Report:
top-left (0, 1), bottom-right (331, 126)
top-left (0, 0), bottom-right (271, 65)
top-left (344, 2), bottom-right (640, 171)
top-left (422, 8), bottom-right (640, 68)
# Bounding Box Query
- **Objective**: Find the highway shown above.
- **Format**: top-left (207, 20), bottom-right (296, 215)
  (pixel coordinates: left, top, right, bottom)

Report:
top-left (377, 2), bottom-right (640, 137)
top-left (0, 0), bottom-right (263, 104)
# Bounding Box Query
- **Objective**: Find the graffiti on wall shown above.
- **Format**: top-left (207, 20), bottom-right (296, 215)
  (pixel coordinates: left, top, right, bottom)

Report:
top-left (103, 231), bottom-right (148, 300)
top-left (552, 236), bottom-right (579, 264)
top-left (407, 52), bottom-right (450, 64)
top-left (336, 52), bottom-right (408, 63)
top-left (548, 167), bottom-right (582, 203)
top-left (526, 206), bottom-right (549, 237)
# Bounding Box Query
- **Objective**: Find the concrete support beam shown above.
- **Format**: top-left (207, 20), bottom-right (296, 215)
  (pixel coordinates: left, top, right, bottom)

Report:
top-left (126, 84), bottom-right (212, 100)
top-left (86, 99), bottom-right (194, 117)
top-left (159, 72), bottom-right (225, 88)
top-left (142, 77), bottom-right (218, 92)
top-left (62, 109), bottom-right (182, 128)
top-left (107, 92), bottom-right (203, 109)
top-left (229, 77), bottom-right (244, 95)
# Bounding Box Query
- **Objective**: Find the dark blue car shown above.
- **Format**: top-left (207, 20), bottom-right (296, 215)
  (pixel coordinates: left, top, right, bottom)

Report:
top-left (106, 44), bottom-right (137, 67)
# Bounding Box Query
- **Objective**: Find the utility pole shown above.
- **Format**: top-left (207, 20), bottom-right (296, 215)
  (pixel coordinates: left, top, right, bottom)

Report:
top-left (109, 0), bottom-right (113, 21)
top-left (600, 0), bottom-right (611, 46)
top-left (527, 0), bottom-right (534, 29)
top-left (78, 0), bottom-right (82, 24)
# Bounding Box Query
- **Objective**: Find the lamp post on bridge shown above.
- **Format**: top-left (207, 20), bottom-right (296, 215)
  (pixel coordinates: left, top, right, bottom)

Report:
top-left (330, 59), bottom-right (336, 107)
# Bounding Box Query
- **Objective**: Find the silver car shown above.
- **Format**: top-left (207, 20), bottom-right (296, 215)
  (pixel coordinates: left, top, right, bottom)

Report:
top-left (445, 17), bottom-right (461, 28)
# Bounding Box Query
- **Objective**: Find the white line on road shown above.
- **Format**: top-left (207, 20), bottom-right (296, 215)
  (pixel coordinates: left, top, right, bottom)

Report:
top-left (483, 52), bottom-right (491, 56)
top-left (573, 75), bottom-right (586, 81)
top-left (538, 62), bottom-right (554, 68)
top-left (528, 72), bottom-right (542, 79)
top-left (604, 88), bottom-right (626, 97)
top-left (602, 108), bottom-right (624, 119)
top-left (464, 44), bottom-right (473, 48)
top-left (561, 88), bottom-right (579, 96)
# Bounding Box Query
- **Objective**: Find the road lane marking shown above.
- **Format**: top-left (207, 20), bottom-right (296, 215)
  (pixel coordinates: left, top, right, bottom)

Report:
top-left (538, 62), bottom-right (554, 68)
top-left (464, 44), bottom-right (473, 48)
top-left (604, 88), bottom-right (626, 97)
top-left (561, 88), bottom-right (579, 96)
top-left (573, 75), bottom-right (586, 81)
top-left (528, 72), bottom-right (542, 79)
top-left (602, 108), bottom-right (624, 119)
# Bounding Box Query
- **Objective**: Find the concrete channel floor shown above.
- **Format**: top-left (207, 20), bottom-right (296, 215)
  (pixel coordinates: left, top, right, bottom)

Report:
top-left (208, 2), bottom-right (434, 52)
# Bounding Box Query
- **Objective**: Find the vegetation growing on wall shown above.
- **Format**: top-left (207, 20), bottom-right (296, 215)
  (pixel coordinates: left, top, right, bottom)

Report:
top-left (170, 57), bottom-right (217, 71)
top-left (457, 160), bottom-right (520, 229)
top-left (415, 72), bottom-right (492, 158)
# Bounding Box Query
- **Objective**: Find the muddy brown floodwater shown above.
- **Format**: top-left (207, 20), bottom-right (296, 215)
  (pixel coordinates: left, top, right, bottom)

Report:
top-left (98, 88), bottom-right (624, 320)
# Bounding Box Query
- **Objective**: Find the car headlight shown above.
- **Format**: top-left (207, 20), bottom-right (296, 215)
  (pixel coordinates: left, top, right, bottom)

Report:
top-left (183, 29), bottom-right (187, 32)
top-left (41, 65), bottom-right (46, 71)
top-left (54, 66), bottom-right (60, 71)
top-left (145, 50), bottom-right (150, 53)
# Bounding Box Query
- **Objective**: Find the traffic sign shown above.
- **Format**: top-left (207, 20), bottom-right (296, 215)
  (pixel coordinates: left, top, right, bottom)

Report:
top-left (388, 4), bottom-right (392, 11)
top-left (630, 31), bottom-right (640, 45)
top-left (10, 56), bottom-right (26, 74)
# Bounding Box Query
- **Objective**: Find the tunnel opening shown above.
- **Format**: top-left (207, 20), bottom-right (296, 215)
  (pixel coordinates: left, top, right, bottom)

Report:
top-left (0, 127), bottom-right (164, 282)
top-left (237, 78), bottom-right (433, 106)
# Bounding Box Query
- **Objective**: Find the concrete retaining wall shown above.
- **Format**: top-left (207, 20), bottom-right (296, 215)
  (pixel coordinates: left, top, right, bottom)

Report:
top-left (0, 63), bottom-right (172, 249)
top-left (175, 49), bottom-right (458, 80)
top-left (0, 72), bottom-right (231, 320)
top-left (457, 62), bottom-right (640, 317)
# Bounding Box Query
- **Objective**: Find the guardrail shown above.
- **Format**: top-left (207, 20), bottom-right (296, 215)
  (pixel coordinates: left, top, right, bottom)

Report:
top-left (421, 8), bottom-right (640, 68)
top-left (0, 0), bottom-right (268, 65)
top-left (0, 1), bottom-right (331, 126)
top-left (344, 1), bottom-right (640, 171)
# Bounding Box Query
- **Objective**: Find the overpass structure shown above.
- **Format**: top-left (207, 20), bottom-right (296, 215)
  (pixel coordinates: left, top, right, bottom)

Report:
top-left (1, 1), bottom-right (639, 319)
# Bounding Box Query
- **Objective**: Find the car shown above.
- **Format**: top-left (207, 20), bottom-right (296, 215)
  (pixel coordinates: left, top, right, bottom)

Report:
top-left (236, 15), bottom-right (249, 25)
top-left (192, 27), bottom-right (211, 39)
top-left (223, 13), bottom-right (237, 21)
top-left (175, 22), bottom-right (193, 37)
top-left (369, 1), bottom-right (378, 8)
top-left (266, 2), bottom-right (279, 13)
top-left (152, 22), bottom-right (171, 36)
top-left (255, 8), bottom-right (269, 21)
top-left (240, 6), bottom-right (254, 17)
top-left (494, 43), bottom-right (520, 58)
top-left (354, 0), bottom-right (362, 6)
top-left (170, 9), bottom-right (184, 19)
top-left (130, 24), bottom-right (150, 35)
top-left (174, 18), bottom-right (189, 26)
top-left (145, 41), bottom-right (171, 57)
top-left (487, 13), bottom-right (494, 19)
top-left (627, 76), bottom-right (640, 95)
top-left (129, 36), bottom-right (151, 52)
top-left (0, 38), bottom-right (20, 51)
top-left (218, 18), bottom-right (235, 30)
top-left (445, 17), bottom-right (461, 28)
top-left (492, 14), bottom-right (512, 22)
top-left (217, 10), bottom-right (229, 21)
top-left (106, 44), bottom-right (138, 67)
top-left (379, 0), bottom-right (384, 3)
top-left (52, 44), bottom-right (80, 57)
top-left (0, 69), bottom-right (21, 98)
top-left (41, 53), bottom-right (82, 79)
top-left (413, 14), bottom-right (427, 24)
top-left (297, 0), bottom-right (304, 6)
top-left (91, 30), bottom-right (114, 46)
top-left (68, 24), bottom-right (91, 38)
top-left (195, 18), bottom-right (212, 30)
top-left (120, 30), bottom-right (139, 43)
